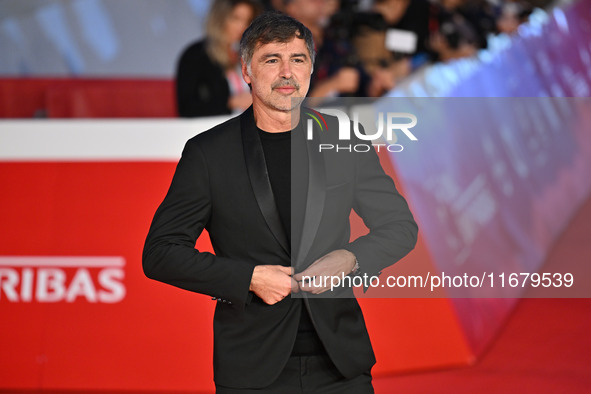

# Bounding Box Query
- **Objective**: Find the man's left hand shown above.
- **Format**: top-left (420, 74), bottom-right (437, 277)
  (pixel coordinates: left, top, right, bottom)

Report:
top-left (293, 249), bottom-right (357, 294)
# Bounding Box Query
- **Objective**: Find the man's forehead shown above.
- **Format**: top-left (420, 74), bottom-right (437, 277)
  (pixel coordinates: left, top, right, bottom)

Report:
top-left (253, 38), bottom-right (309, 57)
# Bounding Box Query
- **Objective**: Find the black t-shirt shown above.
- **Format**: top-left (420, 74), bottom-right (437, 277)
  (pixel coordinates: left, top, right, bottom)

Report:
top-left (258, 128), bottom-right (291, 240)
top-left (257, 126), bottom-right (326, 356)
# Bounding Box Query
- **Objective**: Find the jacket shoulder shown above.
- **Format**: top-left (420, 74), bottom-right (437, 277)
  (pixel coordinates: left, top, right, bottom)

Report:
top-left (186, 114), bottom-right (242, 150)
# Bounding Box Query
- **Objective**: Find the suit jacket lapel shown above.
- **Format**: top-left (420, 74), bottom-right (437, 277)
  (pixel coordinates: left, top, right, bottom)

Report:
top-left (294, 115), bottom-right (326, 268)
top-left (241, 107), bottom-right (290, 256)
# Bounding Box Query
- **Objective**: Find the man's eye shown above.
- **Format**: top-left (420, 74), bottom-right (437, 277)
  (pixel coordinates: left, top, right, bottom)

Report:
top-left (266, 59), bottom-right (278, 64)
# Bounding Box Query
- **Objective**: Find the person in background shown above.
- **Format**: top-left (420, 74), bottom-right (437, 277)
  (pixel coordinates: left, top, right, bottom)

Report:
top-left (428, 0), bottom-right (480, 62)
top-left (497, 1), bottom-right (534, 34)
top-left (284, 0), bottom-right (362, 99)
top-left (261, 0), bottom-right (285, 11)
top-left (176, 0), bottom-right (262, 117)
top-left (355, 1), bottom-right (423, 97)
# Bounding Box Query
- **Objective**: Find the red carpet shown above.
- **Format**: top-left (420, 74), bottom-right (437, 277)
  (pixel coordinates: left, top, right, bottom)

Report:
top-left (374, 196), bottom-right (591, 393)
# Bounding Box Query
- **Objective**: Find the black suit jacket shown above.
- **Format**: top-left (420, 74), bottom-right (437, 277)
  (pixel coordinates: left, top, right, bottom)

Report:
top-left (143, 107), bottom-right (418, 388)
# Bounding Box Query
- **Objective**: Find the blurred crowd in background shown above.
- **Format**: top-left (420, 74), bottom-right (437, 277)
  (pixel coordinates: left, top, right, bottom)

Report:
top-left (177, 0), bottom-right (552, 117)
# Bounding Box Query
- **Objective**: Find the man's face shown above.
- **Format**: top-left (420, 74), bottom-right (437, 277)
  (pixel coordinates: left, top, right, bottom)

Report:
top-left (242, 37), bottom-right (313, 113)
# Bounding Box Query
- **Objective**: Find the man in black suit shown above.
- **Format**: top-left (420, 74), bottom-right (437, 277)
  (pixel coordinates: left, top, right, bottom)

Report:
top-left (143, 12), bottom-right (417, 393)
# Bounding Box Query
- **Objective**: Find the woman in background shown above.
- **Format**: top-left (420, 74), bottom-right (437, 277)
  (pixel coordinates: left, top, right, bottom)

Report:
top-left (176, 0), bottom-right (262, 117)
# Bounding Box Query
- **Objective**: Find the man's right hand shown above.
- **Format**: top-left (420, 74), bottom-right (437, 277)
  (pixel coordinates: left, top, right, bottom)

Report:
top-left (249, 265), bottom-right (296, 305)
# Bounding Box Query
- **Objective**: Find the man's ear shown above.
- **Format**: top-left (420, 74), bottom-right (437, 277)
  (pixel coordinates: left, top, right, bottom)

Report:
top-left (241, 60), bottom-right (251, 84)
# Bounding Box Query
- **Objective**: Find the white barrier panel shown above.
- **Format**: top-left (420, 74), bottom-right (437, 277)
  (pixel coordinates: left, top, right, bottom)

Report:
top-left (0, 116), bottom-right (230, 161)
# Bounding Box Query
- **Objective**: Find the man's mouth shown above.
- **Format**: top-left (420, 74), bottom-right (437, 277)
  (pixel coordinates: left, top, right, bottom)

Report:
top-left (274, 86), bottom-right (297, 94)
top-left (272, 80), bottom-right (299, 95)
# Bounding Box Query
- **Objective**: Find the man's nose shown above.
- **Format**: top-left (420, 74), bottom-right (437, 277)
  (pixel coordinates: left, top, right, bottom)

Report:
top-left (279, 61), bottom-right (292, 79)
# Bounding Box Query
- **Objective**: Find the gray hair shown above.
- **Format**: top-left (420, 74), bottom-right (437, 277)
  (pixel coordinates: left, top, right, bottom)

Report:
top-left (239, 11), bottom-right (316, 71)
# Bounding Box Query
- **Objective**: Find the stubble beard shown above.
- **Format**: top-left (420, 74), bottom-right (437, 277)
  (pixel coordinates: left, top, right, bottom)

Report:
top-left (252, 76), bottom-right (307, 112)
top-left (274, 95), bottom-right (305, 112)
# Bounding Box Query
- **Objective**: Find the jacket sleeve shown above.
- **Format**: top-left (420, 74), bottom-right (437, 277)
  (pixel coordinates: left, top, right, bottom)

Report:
top-left (142, 138), bottom-right (255, 306)
top-left (342, 136), bottom-right (419, 277)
